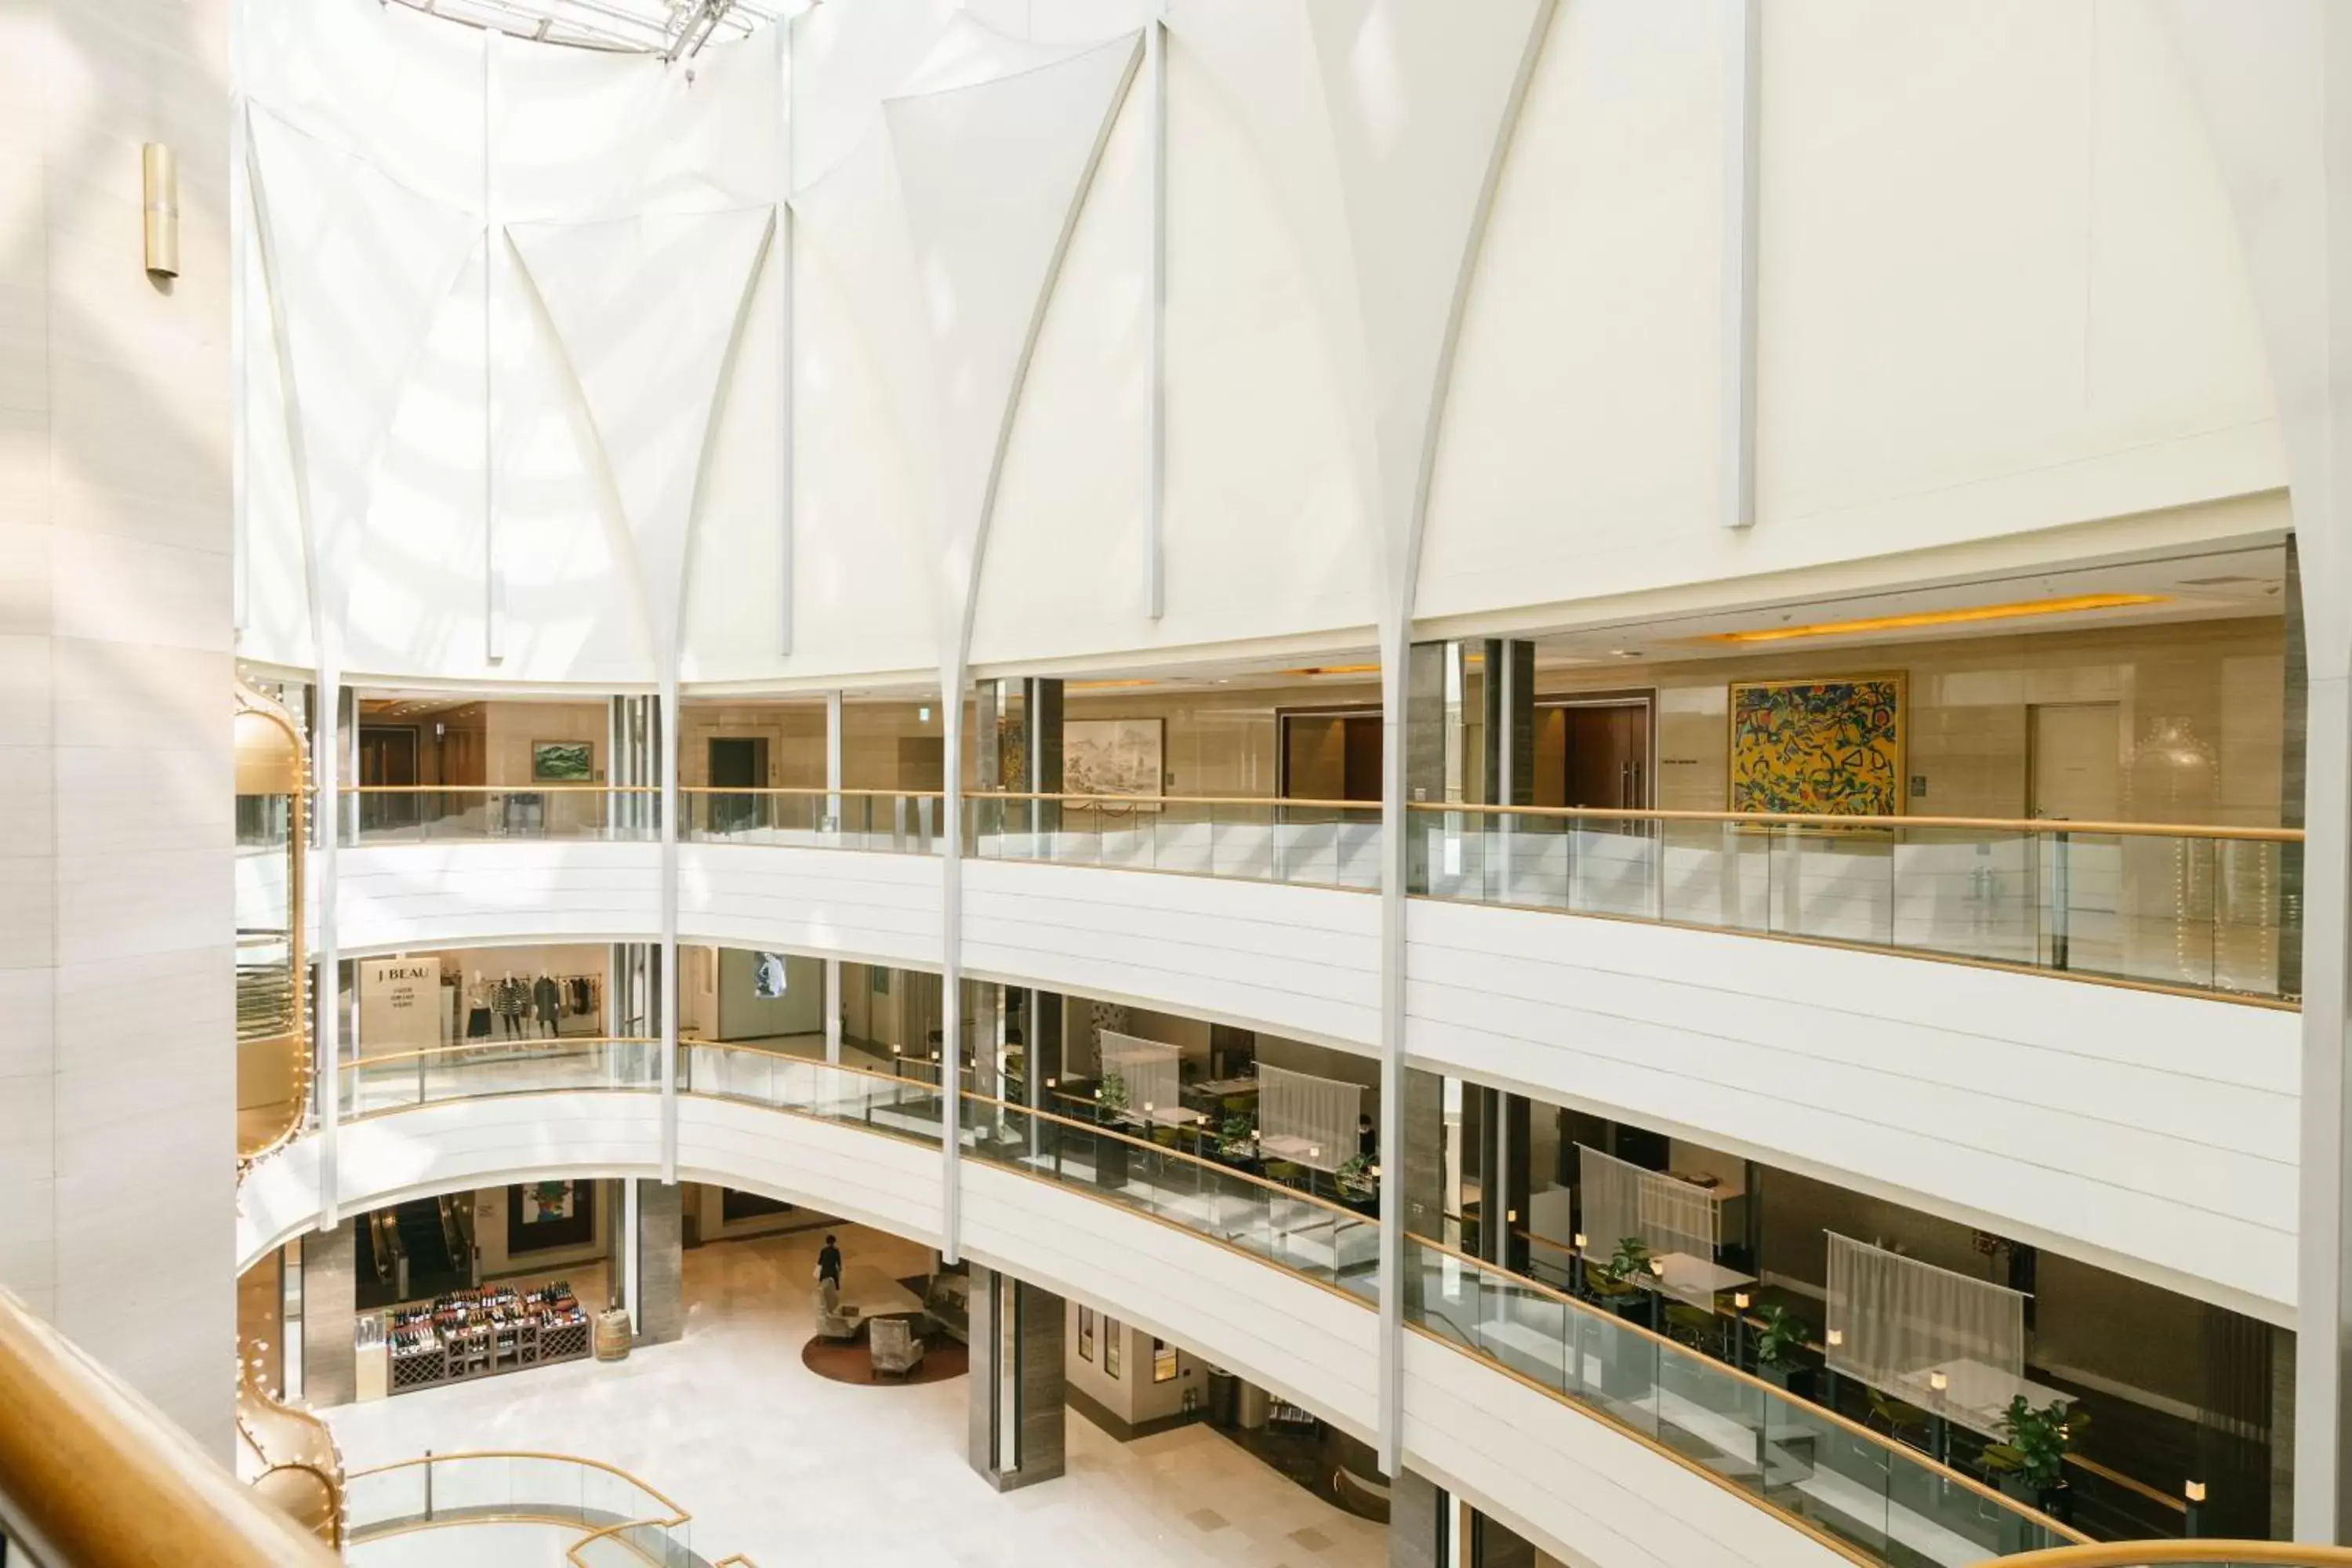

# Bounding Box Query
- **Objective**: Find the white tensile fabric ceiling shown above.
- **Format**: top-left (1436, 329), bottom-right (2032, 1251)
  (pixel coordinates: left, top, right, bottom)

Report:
top-left (390, 0), bottom-right (782, 56)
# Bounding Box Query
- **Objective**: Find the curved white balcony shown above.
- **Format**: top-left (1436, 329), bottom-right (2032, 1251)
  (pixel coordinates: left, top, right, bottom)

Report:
top-left (238, 1048), bottom-right (2085, 1568)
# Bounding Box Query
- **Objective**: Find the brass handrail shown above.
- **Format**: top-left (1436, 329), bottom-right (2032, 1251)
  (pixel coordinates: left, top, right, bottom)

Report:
top-left (338, 783), bottom-right (661, 793)
top-left (1987, 1548), bottom-right (2352, 1566)
top-left (343, 1449), bottom-right (742, 1566)
top-left (1403, 1229), bottom-right (2090, 1547)
top-left (975, 789), bottom-right (1371, 811)
top-left (341, 1036), bottom-right (663, 1073)
top-left (956, 1087), bottom-right (1377, 1225)
top-left (1408, 799), bottom-right (2303, 843)
top-left (677, 785), bottom-right (946, 800)
top-left (0, 1285), bottom-right (338, 1565)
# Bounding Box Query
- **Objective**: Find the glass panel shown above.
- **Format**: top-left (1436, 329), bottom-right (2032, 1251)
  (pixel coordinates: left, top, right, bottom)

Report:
top-left (1413, 809), bottom-right (2298, 1001)
top-left (1399, 1239), bottom-right (2073, 1565)
top-left (343, 788), bottom-right (659, 844)
top-left (962, 796), bottom-right (1382, 890)
top-left (681, 1045), bottom-right (944, 1142)
top-left (342, 1038), bottom-right (660, 1119)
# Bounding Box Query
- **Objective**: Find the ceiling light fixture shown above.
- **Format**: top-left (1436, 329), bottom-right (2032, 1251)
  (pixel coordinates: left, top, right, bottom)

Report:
top-left (1068, 679), bottom-right (1156, 690)
top-left (1701, 592), bottom-right (2169, 645)
top-left (1280, 663), bottom-right (1381, 677)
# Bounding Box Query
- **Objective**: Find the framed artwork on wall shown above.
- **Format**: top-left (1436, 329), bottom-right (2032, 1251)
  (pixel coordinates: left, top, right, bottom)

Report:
top-left (532, 740), bottom-right (594, 782)
top-left (1728, 675), bottom-right (1904, 816)
top-left (1077, 1306), bottom-right (1095, 1363)
top-left (1105, 1317), bottom-right (1122, 1377)
top-left (1064, 718), bottom-right (1163, 799)
top-left (507, 1179), bottom-right (597, 1253)
top-left (1152, 1338), bottom-right (1178, 1382)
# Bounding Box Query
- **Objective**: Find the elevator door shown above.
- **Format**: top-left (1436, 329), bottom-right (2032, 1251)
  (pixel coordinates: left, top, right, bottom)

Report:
top-left (2029, 702), bottom-right (2120, 821)
top-left (708, 736), bottom-right (769, 834)
top-left (1539, 699), bottom-right (1650, 810)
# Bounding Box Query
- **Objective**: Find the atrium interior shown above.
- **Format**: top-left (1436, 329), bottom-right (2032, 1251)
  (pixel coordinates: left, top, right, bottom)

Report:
top-left (8, 1), bottom-right (2352, 1566)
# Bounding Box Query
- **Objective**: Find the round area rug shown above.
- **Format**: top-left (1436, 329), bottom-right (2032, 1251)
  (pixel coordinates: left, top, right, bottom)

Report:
top-left (800, 1323), bottom-right (968, 1387)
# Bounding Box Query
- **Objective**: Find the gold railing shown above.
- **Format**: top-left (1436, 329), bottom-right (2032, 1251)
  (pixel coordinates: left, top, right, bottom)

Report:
top-left (0, 1285), bottom-right (337, 1565)
top-left (1410, 800), bottom-right (2303, 1004)
top-left (337, 784), bottom-right (663, 844)
top-left (236, 1345), bottom-right (343, 1549)
top-left (677, 785), bottom-right (946, 852)
top-left (1403, 1231), bottom-right (2087, 1563)
top-left (966, 789), bottom-right (1381, 889)
top-left (339, 1036), bottom-right (663, 1120)
top-left (1987, 1548), bottom-right (2352, 1566)
top-left (343, 1449), bottom-right (753, 1566)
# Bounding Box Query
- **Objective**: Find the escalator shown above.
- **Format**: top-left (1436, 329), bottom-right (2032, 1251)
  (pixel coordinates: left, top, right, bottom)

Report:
top-left (392, 1200), bottom-right (466, 1298)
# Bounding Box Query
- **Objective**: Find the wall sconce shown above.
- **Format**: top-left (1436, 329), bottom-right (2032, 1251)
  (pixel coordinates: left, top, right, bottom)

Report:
top-left (142, 143), bottom-right (179, 278)
top-left (1826, 1329), bottom-right (1843, 1348)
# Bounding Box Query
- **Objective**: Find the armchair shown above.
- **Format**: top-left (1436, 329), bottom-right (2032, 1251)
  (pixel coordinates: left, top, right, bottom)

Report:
top-left (814, 1277), bottom-right (862, 1342)
top-left (869, 1316), bottom-right (927, 1378)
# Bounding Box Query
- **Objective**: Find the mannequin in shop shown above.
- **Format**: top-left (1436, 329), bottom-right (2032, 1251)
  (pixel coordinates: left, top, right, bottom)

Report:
top-left (532, 972), bottom-right (561, 1040)
top-left (494, 971), bottom-right (527, 1040)
top-left (466, 971), bottom-right (492, 1040)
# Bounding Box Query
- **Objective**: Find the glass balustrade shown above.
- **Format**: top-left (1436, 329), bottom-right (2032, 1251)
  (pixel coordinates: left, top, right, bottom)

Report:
top-left (339, 786), bottom-right (661, 844)
top-left (679, 787), bottom-right (943, 853)
top-left (678, 1044), bottom-right (946, 1142)
top-left (965, 793), bottom-right (1382, 890)
top-left (339, 1037), bottom-right (661, 1120)
top-left (1411, 806), bottom-right (2301, 1001)
top-left (343, 1451), bottom-right (694, 1567)
top-left (1401, 1236), bottom-right (2078, 1565)
top-left (954, 1092), bottom-right (1381, 1298)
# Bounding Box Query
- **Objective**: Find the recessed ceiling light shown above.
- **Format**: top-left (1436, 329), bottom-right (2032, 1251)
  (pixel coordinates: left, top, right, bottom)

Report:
top-left (1069, 679), bottom-right (1155, 690)
top-left (1281, 663), bottom-right (1381, 677)
top-left (1703, 593), bottom-right (2169, 644)
top-left (1610, 650), bottom-right (1641, 659)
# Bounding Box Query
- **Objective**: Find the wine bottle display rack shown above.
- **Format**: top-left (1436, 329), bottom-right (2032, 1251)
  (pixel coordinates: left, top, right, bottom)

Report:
top-left (380, 1282), bottom-right (591, 1394)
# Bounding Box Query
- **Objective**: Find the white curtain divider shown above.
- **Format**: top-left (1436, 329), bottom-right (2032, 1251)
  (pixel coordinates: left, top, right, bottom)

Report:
top-left (1097, 1030), bottom-right (1180, 1115)
top-left (1824, 1232), bottom-right (2025, 1391)
top-left (1258, 1064), bottom-right (1359, 1172)
top-left (1577, 1145), bottom-right (1719, 1299)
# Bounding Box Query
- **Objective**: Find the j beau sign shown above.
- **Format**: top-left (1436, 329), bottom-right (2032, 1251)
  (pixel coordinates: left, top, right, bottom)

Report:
top-left (360, 956), bottom-right (443, 1056)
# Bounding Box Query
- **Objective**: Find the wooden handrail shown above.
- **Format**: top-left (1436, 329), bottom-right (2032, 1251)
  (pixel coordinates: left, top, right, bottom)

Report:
top-left (0, 1286), bottom-right (339, 1566)
top-left (1401, 1231), bottom-right (2091, 1544)
top-left (1407, 799), bottom-right (2303, 842)
top-left (338, 783), bottom-right (661, 794)
top-left (345, 1449), bottom-right (718, 1567)
top-left (1989, 1547), bottom-right (2352, 1566)
top-left (677, 785), bottom-right (945, 800)
top-left (340, 1036), bottom-right (662, 1074)
top-left (974, 789), bottom-right (1372, 811)
top-left (960, 1087), bottom-right (1374, 1225)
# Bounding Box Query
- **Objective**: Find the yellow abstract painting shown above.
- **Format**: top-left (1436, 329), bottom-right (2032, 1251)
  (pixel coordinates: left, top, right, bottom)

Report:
top-left (1728, 676), bottom-right (1904, 816)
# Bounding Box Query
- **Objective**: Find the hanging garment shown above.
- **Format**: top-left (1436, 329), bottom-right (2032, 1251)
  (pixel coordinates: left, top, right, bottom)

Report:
top-left (533, 975), bottom-right (561, 1030)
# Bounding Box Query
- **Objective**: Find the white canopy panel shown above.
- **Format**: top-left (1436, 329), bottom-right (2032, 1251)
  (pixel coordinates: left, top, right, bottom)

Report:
top-left (1824, 1232), bottom-right (2027, 1394)
top-left (390, 0), bottom-right (782, 57)
top-left (1576, 1145), bottom-right (1720, 1301)
top-left (1258, 1065), bottom-right (1361, 1174)
top-left (1098, 1031), bottom-right (1180, 1117)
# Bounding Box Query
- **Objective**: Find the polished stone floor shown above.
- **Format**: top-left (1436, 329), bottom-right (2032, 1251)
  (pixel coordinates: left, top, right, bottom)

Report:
top-left (325, 1225), bottom-right (1387, 1568)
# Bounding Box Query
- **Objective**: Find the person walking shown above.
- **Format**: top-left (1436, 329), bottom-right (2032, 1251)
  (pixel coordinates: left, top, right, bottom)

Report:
top-left (816, 1233), bottom-right (844, 1289)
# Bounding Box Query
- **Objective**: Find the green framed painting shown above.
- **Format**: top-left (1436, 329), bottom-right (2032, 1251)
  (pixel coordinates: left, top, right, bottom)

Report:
top-left (1728, 676), bottom-right (1904, 816)
top-left (532, 740), bottom-right (594, 782)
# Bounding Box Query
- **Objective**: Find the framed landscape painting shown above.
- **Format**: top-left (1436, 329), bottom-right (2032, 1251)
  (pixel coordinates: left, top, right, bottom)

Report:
top-left (532, 740), bottom-right (594, 782)
top-left (1064, 718), bottom-right (1163, 799)
top-left (1728, 676), bottom-right (1904, 816)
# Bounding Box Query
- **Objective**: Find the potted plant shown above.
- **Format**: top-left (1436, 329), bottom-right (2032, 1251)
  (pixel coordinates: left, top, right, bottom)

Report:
top-left (1751, 1304), bottom-right (1813, 1398)
top-left (1218, 1112), bottom-right (1256, 1163)
top-left (1584, 1236), bottom-right (1656, 1399)
top-left (1094, 1072), bottom-right (1132, 1188)
top-left (1097, 1070), bottom-right (1130, 1117)
top-left (1335, 1154), bottom-right (1375, 1201)
top-left (1984, 1395), bottom-right (2085, 1524)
